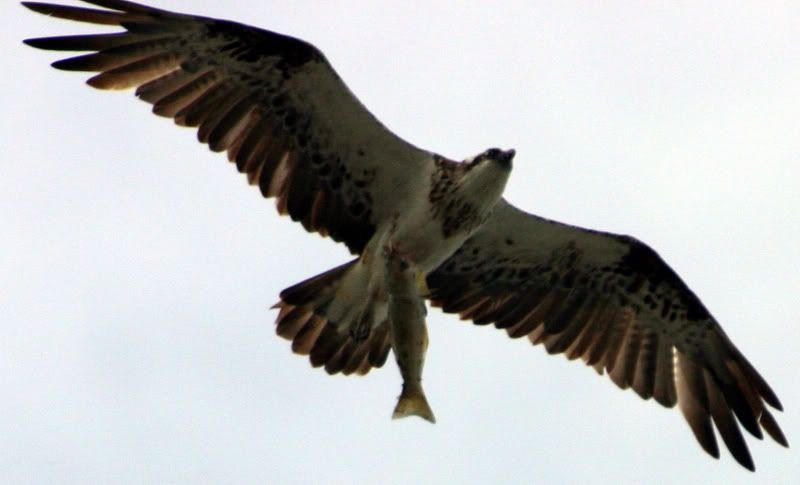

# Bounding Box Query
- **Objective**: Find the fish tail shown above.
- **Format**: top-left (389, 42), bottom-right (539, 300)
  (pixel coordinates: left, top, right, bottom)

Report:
top-left (392, 386), bottom-right (436, 423)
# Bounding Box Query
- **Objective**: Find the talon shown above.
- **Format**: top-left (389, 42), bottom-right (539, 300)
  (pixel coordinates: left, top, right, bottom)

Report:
top-left (350, 320), bottom-right (371, 342)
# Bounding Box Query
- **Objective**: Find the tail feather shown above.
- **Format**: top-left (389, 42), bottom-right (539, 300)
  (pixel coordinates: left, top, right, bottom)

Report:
top-left (392, 386), bottom-right (436, 423)
top-left (273, 260), bottom-right (392, 376)
top-left (279, 259), bottom-right (356, 306)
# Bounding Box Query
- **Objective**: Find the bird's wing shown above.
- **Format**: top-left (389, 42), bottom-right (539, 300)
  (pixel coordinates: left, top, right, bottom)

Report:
top-left (24, 0), bottom-right (433, 254)
top-left (426, 199), bottom-right (787, 471)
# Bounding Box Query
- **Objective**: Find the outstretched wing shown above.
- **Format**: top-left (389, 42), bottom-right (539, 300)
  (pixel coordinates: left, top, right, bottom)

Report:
top-left (426, 199), bottom-right (787, 471)
top-left (24, 0), bottom-right (432, 254)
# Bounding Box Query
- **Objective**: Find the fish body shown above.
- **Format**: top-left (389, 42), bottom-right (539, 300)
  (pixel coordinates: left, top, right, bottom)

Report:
top-left (384, 249), bottom-right (436, 423)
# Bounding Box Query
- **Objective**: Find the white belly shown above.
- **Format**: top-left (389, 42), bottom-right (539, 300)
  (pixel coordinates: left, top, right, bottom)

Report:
top-left (389, 205), bottom-right (473, 274)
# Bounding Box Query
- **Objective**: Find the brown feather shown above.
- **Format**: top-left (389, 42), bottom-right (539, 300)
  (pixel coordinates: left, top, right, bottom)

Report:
top-left (271, 153), bottom-right (295, 213)
top-left (236, 119), bottom-right (273, 173)
top-left (174, 82), bottom-right (236, 127)
top-left (581, 305), bottom-right (618, 366)
top-left (309, 324), bottom-right (347, 368)
top-left (22, 2), bottom-right (142, 25)
top-left (652, 338), bottom-right (677, 407)
top-left (342, 341), bottom-right (372, 376)
top-left (564, 300), bottom-right (607, 360)
top-left (285, 155), bottom-right (317, 223)
top-left (25, 32), bottom-right (162, 51)
top-left (136, 69), bottom-right (196, 103)
top-left (609, 323), bottom-right (641, 389)
top-left (368, 323), bottom-right (392, 367)
top-left (81, 0), bottom-right (164, 14)
top-left (87, 52), bottom-right (179, 89)
top-left (151, 70), bottom-right (219, 117)
top-left (196, 91), bottom-right (250, 144)
top-left (705, 368), bottom-right (755, 471)
top-left (51, 51), bottom-right (142, 72)
top-left (291, 315), bottom-right (325, 355)
top-left (759, 408), bottom-right (789, 447)
top-left (308, 190), bottom-right (328, 233)
top-left (260, 148), bottom-right (291, 199)
top-left (598, 308), bottom-right (631, 373)
top-left (631, 330), bottom-right (657, 399)
top-left (323, 339), bottom-right (352, 375)
top-left (275, 304), bottom-right (311, 340)
top-left (440, 287), bottom-right (489, 314)
top-left (508, 292), bottom-right (561, 338)
top-left (207, 98), bottom-right (256, 152)
top-left (542, 295), bottom-right (596, 354)
top-left (676, 352), bottom-right (719, 458)
top-left (470, 292), bottom-right (520, 325)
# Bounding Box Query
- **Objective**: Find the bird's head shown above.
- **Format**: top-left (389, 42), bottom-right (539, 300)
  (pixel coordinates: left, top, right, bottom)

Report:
top-left (465, 147), bottom-right (515, 171)
top-left (459, 147), bottom-right (515, 209)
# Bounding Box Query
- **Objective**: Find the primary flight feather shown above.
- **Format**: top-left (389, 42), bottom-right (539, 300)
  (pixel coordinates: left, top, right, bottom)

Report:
top-left (23, 0), bottom-right (787, 471)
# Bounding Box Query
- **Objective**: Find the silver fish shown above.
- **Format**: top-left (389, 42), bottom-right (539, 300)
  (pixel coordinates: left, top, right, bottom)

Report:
top-left (384, 249), bottom-right (436, 423)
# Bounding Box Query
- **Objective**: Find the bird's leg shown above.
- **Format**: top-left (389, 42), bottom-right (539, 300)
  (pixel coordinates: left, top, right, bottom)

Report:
top-left (348, 233), bottom-right (393, 342)
top-left (350, 297), bottom-right (375, 342)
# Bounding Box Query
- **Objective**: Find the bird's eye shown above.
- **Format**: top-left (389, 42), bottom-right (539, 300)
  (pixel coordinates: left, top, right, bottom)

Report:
top-left (486, 148), bottom-right (501, 159)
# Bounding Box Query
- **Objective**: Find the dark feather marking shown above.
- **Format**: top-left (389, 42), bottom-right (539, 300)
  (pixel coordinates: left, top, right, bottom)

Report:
top-left (204, 18), bottom-right (321, 67)
top-left (617, 238), bottom-right (709, 321)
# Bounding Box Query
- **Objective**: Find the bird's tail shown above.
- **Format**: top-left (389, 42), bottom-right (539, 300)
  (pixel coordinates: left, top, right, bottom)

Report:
top-left (272, 258), bottom-right (392, 376)
top-left (392, 384), bottom-right (436, 423)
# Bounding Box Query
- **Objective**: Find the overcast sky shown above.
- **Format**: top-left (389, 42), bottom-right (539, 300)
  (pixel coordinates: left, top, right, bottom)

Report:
top-left (2, 1), bottom-right (798, 484)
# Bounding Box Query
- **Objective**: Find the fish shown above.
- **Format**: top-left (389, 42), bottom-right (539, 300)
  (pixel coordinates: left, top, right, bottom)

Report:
top-left (384, 249), bottom-right (436, 423)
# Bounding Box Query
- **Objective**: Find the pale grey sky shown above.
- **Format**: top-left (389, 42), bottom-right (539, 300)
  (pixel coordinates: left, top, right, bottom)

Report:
top-left (2, 1), bottom-right (798, 484)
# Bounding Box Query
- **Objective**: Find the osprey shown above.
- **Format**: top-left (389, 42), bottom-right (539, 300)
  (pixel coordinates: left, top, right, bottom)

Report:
top-left (24, 0), bottom-right (787, 471)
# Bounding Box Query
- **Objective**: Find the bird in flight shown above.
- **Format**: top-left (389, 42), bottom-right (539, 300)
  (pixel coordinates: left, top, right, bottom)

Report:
top-left (23, 0), bottom-right (787, 471)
